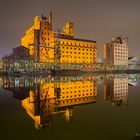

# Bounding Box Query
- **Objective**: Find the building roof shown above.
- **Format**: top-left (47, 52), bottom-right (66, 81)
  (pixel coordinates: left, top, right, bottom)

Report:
top-left (13, 45), bottom-right (30, 50)
top-left (61, 37), bottom-right (96, 43)
top-left (128, 57), bottom-right (134, 60)
top-left (56, 33), bottom-right (96, 43)
top-left (69, 37), bottom-right (96, 43)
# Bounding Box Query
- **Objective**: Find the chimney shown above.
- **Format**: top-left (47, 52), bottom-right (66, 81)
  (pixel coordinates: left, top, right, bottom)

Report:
top-left (49, 11), bottom-right (52, 30)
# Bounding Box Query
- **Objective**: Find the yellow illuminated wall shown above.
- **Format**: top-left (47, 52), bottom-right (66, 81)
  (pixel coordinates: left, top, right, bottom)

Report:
top-left (21, 12), bottom-right (97, 64)
top-left (57, 80), bottom-right (97, 106)
top-left (21, 79), bottom-right (97, 128)
top-left (59, 39), bottom-right (96, 64)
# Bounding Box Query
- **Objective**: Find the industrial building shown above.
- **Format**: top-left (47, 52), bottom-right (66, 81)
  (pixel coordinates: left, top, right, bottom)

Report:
top-left (21, 12), bottom-right (97, 69)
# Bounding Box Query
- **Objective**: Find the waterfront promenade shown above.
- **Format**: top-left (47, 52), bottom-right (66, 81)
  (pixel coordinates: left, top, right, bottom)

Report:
top-left (0, 69), bottom-right (140, 76)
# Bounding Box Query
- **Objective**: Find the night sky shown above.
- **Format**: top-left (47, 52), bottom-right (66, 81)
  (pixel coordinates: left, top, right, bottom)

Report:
top-left (0, 0), bottom-right (140, 58)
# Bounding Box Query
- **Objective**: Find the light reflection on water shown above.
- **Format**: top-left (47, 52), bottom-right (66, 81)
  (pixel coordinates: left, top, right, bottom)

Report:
top-left (0, 74), bottom-right (140, 140)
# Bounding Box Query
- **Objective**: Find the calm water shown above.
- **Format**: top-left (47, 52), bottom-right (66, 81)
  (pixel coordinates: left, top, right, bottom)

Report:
top-left (0, 74), bottom-right (140, 140)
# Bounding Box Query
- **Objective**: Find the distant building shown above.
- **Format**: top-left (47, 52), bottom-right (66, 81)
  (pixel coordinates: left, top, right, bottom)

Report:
top-left (96, 57), bottom-right (104, 69)
top-left (2, 46), bottom-right (34, 71)
top-left (0, 59), bottom-right (3, 70)
top-left (128, 57), bottom-right (140, 65)
top-left (21, 12), bottom-right (97, 69)
top-left (12, 46), bottom-right (31, 58)
top-left (104, 37), bottom-right (128, 69)
top-left (104, 75), bottom-right (128, 106)
top-left (128, 57), bottom-right (140, 69)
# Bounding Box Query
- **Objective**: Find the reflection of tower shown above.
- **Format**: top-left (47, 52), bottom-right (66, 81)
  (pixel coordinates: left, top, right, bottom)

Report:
top-left (22, 82), bottom-right (56, 129)
top-left (65, 108), bottom-right (73, 122)
top-left (104, 75), bottom-right (128, 106)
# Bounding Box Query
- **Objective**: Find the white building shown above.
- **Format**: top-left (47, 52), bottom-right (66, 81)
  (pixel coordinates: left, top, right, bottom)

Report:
top-left (104, 37), bottom-right (128, 69)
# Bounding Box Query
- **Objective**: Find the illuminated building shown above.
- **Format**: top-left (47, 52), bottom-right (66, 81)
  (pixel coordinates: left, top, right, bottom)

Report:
top-left (104, 37), bottom-right (128, 69)
top-left (21, 12), bottom-right (97, 69)
top-left (2, 75), bottom-right (97, 129)
top-left (2, 46), bottom-right (35, 72)
top-left (20, 76), bottom-right (97, 129)
top-left (104, 75), bottom-right (128, 106)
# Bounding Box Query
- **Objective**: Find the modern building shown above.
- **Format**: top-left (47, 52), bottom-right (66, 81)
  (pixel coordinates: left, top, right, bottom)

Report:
top-left (104, 75), bottom-right (128, 106)
top-left (104, 37), bottom-right (128, 69)
top-left (21, 12), bottom-right (97, 69)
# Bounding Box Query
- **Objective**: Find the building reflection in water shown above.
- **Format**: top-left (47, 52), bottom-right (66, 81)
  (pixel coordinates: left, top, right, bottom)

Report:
top-left (104, 75), bottom-right (128, 106)
top-left (2, 74), bottom-right (139, 129)
top-left (1, 76), bottom-right (97, 129)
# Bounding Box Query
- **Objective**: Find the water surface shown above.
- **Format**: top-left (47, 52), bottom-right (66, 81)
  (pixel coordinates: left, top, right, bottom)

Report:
top-left (0, 74), bottom-right (140, 140)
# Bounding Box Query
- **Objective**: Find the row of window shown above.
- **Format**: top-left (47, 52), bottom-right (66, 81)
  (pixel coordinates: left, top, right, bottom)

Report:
top-left (61, 46), bottom-right (95, 51)
top-left (114, 96), bottom-right (127, 99)
top-left (61, 85), bottom-right (95, 89)
top-left (114, 52), bottom-right (128, 54)
top-left (61, 60), bottom-right (94, 63)
top-left (114, 44), bottom-right (127, 48)
top-left (60, 96), bottom-right (96, 103)
top-left (114, 59), bottom-right (128, 61)
top-left (61, 56), bottom-right (94, 59)
top-left (60, 93), bottom-right (96, 98)
top-left (41, 26), bottom-right (51, 31)
top-left (62, 51), bottom-right (94, 55)
top-left (41, 30), bottom-right (50, 35)
top-left (115, 92), bottom-right (128, 95)
top-left (61, 89), bottom-right (94, 94)
top-left (115, 86), bottom-right (128, 88)
top-left (115, 90), bottom-right (128, 92)
top-left (60, 42), bottom-right (95, 48)
top-left (115, 83), bottom-right (128, 85)
top-left (114, 49), bottom-right (128, 52)
top-left (115, 55), bottom-right (128, 57)
top-left (41, 37), bottom-right (50, 40)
